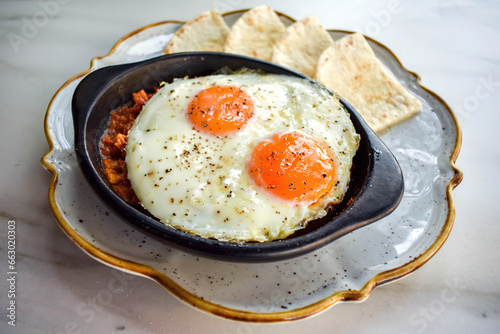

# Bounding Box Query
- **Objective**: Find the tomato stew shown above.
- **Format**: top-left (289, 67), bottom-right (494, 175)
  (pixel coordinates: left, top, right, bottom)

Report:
top-left (99, 89), bottom-right (156, 204)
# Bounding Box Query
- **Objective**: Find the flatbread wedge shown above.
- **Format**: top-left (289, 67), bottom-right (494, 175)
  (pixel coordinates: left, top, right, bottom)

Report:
top-left (164, 9), bottom-right (230, 53)
top-left (316, 33), bottom-right (422, 133)
top-left (224, 5), bottom-right (286, 61)
top-left (272, 16), bottom-right (334, 78)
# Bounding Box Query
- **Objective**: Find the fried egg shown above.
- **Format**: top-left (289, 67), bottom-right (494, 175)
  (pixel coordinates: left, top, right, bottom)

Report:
top-left (125, 72), bottom-right (360, 242)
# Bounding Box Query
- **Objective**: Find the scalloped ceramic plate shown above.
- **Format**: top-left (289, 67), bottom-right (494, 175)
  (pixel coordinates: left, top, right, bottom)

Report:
top-left (42, 10), bottom-right (462, 322)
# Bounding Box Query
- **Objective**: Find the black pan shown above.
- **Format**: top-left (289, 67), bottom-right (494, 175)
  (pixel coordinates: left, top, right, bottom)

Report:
top-left (72, 52), bottom-right (404, 262)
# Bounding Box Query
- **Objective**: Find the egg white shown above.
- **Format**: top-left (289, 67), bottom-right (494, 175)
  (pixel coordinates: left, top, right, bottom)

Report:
top-left (125, 72), bottom-right (360, 242)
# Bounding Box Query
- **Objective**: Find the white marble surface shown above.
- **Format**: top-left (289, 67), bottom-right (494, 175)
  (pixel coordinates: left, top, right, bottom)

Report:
top-left (0, 0), bottom-right (499, 333)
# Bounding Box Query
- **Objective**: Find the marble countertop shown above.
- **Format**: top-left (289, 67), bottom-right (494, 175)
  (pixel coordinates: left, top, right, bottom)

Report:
top-left (1, 0), bottom-right (499, 333)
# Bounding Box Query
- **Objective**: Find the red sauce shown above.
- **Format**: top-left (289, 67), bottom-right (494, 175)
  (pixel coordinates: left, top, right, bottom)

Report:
top-left (99, 89), bottom-right (155, 204)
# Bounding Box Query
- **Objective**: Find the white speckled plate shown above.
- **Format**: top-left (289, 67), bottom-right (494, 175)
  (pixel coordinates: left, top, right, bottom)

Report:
top-left (42, 10), bottom-right (462, 322)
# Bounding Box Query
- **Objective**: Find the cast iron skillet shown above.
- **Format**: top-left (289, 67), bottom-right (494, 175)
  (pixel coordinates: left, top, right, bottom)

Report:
top-left (72, 52), bottom-right (404, 263)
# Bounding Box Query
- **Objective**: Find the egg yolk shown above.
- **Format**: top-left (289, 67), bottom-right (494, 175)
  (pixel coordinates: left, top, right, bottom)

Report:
top-left (248, 132), bottom-right (337, 205)
top-left (187, 85), bottom-right (255, 136)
